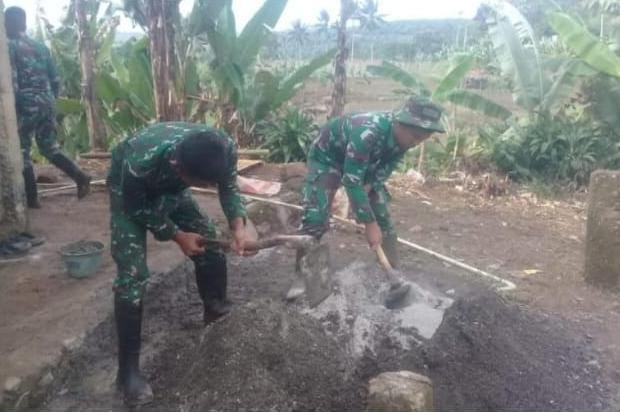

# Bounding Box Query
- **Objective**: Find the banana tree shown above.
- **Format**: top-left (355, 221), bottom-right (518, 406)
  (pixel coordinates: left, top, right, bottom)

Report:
top-left (202, 0), bottom-right (286, 126)
top-left (368, 53), bottom-right (512, 169)
top-left (548, 10), bottom-right (620, 135)
top-left (240, 48), bottom-right (337, 136)
top-left (483, 0), bottom-right (593, 117)
top-left (75, 0), bottom-right (109, 151)
top-left (96, 38), bottom-right (156, 137)
top-left (122, 0), bottom-right (182, 121)
top-left (38, 0), bottom-right (119, 152)
top-left (368, 54), bottom-right (513, 126)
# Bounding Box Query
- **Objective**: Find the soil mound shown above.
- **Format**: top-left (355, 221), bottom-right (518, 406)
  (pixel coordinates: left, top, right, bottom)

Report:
top-left (424, 294), bottom-right (607, 411)
top-left (175, 300), bottom-right (358, 412)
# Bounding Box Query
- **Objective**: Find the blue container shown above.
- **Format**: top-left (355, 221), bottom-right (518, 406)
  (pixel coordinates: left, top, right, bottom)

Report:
top-left (59, 240), bottom-right (105, 279)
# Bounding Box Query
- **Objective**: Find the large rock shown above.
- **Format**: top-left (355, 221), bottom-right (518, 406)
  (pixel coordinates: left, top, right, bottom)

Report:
top-left (585, 170), bottom-right (620, 288)
top-left (367, 371), bottom-right (434, 412)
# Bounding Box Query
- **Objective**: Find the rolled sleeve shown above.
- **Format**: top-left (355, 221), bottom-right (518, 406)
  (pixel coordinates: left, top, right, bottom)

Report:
top-left (218, 142), bottom-right (247, 224)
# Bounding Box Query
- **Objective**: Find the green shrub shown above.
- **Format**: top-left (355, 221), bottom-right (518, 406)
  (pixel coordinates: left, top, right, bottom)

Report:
top-left (479, 115), bottom-right (620, 187)
top-left (256, 107), bottom-right (318, 163)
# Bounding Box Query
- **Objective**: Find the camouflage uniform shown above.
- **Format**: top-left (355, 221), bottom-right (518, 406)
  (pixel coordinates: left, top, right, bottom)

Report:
top-left (301, 112), bottom-right (405, 238)
top-left (8, 33), bottom-right (62, 167)
top-left (107, 122), bottom-right (246, 304)
top-left (301, 98), bottom-right (445, 241)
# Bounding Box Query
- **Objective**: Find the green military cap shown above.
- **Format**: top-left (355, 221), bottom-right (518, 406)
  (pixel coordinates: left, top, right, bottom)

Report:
top-left (393, 96), bottom-right (446, 133)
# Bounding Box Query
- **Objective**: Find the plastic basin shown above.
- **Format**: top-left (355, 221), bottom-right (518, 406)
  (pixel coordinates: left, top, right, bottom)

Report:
top-left (59, 240), bottom-right (105, 279)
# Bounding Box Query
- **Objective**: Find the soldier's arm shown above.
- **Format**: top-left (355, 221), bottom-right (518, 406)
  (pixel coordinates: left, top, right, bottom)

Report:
top-left (121, 161), bottom-right (179, 241)
top-left (218, 141), bottom-right (247, 226)
top-left (341, 128), bottom-right (376, 224)
top-left (45, 47), bottom-right (60, 98)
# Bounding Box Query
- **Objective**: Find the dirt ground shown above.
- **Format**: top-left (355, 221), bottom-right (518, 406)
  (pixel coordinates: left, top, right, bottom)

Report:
top-left (2, 78), bottom-right (620, 411)
top-left (0, 161), bottom-right (615, 411)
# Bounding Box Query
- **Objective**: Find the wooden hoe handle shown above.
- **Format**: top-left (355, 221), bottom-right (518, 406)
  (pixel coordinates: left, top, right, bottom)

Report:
top-left (375, 245), bottom-right (394, 271)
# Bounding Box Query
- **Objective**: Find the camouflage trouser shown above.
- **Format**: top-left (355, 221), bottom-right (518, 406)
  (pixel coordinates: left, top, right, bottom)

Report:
top-left (17, 99), bottom-right (62, 168)
top-left (301, 160), bottom-right (395, 239)
top-left (109, 186), bottom-right (224, 304)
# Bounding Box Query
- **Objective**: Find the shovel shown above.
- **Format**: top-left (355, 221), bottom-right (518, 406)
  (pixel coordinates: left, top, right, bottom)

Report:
top-left (203, 235), bottom-right (333, 308)
top-left (375, 245), bottom-right (412, 309)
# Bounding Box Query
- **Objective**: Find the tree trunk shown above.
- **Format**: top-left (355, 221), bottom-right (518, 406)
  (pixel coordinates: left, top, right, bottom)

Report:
top-left (76, 0), bottom-right (107, 152)
top-left (165, 0), bottom-right (182, 120)
top-left (330, 0), bottom-right (352, 119)
top-left (147, 0), bottom-right (180, 122)
top-left (0, 0), bottom-right (27, 241)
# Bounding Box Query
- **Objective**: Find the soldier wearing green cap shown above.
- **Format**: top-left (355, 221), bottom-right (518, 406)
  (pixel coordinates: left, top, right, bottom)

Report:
top-left (287, 97), bottom-right (445, 300)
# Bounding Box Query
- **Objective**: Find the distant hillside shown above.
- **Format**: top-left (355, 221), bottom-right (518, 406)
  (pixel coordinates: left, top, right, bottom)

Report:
top-left (263, 18), bottom-right (483, 61)
top-left (113, 19), bottom-right (483, 62)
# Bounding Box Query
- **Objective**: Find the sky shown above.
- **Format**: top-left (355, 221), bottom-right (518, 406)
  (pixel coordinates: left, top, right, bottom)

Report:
top-left (4, 0), bottom-right (483, 32)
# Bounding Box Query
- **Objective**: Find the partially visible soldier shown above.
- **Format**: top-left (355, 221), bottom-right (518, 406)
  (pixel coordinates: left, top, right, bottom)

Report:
top-left (5, 6), bottom-right (91, 208)
top-left (107, 122), bottom-right (255, 406)
top-left (287, 97), bottom-right (445, 300)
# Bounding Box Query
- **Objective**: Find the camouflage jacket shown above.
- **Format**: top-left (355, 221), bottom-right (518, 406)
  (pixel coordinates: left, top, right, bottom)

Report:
top-left (107, 122), bottom-right (246, 241)
top-left (8, 34), bottom-right (59, 111)
top-left (308, 112), bottom-right (406, 223)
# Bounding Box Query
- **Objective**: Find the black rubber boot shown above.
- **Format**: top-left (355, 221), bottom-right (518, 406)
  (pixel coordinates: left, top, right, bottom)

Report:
top-left (49, 153), bottom-right (92, 199)
top-left (23, 166), bottom-right (41, 209)
top-left (114, 295), bottom-right (153, 407)
top-left (194, 254), bottom-right (232, 324)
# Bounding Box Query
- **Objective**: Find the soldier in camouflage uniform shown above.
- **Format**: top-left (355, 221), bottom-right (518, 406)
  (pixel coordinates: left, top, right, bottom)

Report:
top-left (106, 122), bottom-right (253, 406)
top-left (287, 97), bottom-right (445, 300)
top-left (5, 7), bottom-right (91, 208)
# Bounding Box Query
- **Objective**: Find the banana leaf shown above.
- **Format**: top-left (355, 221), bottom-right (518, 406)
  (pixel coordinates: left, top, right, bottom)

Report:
top-left (548, 12), bottom-right (620, 78)
top-left (445, 90), bottom-right (512, 120)
top-left (367, 61), bottom-right (429, 95)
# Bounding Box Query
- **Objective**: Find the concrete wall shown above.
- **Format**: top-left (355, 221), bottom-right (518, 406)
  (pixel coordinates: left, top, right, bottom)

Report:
top-left (0, 0), bottom-right (27, 241)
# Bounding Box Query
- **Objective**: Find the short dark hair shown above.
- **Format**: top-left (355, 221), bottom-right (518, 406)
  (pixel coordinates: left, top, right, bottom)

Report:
top-left (176, 130), bottom-right (230, 183)
top-left (5, 6), bottom-right (26, 36)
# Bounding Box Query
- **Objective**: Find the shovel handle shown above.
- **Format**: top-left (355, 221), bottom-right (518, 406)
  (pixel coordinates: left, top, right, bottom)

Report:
top-left (375, 245), bottom-right (393, 271)
top-left (200, 235), bottom-right (314, 252)
top-left (375, 245), bottom-right (403, 286)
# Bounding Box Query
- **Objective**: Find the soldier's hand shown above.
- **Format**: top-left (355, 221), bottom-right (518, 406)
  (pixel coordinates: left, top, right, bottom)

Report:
top-left (173, 231), bottom-right (206, 257)
top-left (365, 221), bottom-right (383, 250)
top-left (231, 227), bottom-right (257, 256)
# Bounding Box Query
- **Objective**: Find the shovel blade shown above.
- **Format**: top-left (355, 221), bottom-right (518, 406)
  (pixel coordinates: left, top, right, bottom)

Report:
top-left (300, 243), bottom-right (332, 308)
